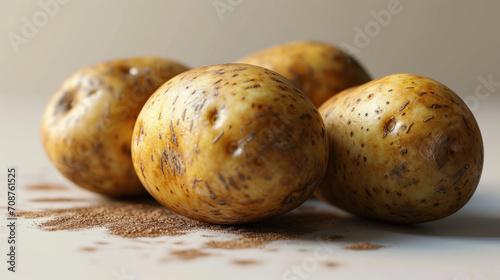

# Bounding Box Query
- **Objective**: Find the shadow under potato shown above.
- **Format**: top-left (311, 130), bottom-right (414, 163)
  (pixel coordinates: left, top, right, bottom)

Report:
top-left (338, 190), bottom-right (500, 239)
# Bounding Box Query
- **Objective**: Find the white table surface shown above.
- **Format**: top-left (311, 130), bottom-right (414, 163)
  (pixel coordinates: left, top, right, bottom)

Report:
top-left (1, 97), bottom-right (499, 280)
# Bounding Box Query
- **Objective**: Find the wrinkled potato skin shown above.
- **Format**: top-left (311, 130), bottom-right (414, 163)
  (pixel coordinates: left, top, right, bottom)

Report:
top-left (237, 41), bottom-right (371, 107)
top-left (132, 63), bottom-right (328, 224)
top-left (41, 57), bottom-right (189, 196)
top-left (316, 74), bottom-right (484, 224)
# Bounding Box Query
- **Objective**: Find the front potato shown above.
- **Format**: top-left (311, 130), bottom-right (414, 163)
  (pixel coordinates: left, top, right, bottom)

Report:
top-left (132, 63), bottom-right (328, 224)
top-left (41, 57), bottom-right (189, 196)
top-left (237, 41), bottom-right (371, 107)
top-left (316, 74), bottom-right (484, 223)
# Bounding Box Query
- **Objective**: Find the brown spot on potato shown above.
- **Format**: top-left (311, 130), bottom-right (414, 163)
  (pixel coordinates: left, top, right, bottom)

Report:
top-left (162, 148), bottom-right (185, 177)
top-left (245, 84), bottom-right (261, 89)
top-left (228, 177), bottom-right (240, 191)
top-left (212, 131), bottom-right (224, 144)
top-left (218, 173), bottom-right (230, 191)
top-left (406, 123), bottom-right (414, 134)
top-left (398, 101), bottom-right (410, 112)
top-left (390, 162), bottom-right (407, 176)
top-left (382, 117), bottom-right (396, 138)
top-left (430, 136), bottom-right (453, 170)
top-left (428, 104), bottom-right (449, 109)
top-left (423, 116), bottom-right (435, 122)
top-left (170, 121), bottom-right (178, 146)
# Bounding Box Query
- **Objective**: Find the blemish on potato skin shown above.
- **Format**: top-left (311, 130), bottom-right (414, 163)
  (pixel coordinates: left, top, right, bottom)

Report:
top-left (398, 101), bottom-right (410, 112)
top-left (139, 160), bottom-right (145, 178)
top-left (170, 121), bottom-right (178, 146)
top-left (228, 177), bottom-right (240, 191)
top-left (423, 116), bottom-right (435, 122)
top-left (406, 123), bottom-right (414, 134)
top-left (428, 104), bottom-right (449, 109)
top-left (212, 131), bottom-right (224, 144)
top-left (390, 162), bottom-right (407, 176)
top-left (382, 117), bottom-right (396, 138)
top-left (213, 79), bottom-right (223, 85)
top-left (218, 173), bottom-right (230, 191)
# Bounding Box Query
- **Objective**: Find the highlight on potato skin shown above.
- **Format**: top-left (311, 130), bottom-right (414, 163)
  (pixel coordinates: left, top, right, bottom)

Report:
top-left (41, 57), bottom-right (190, 196)
top-left (131, 63), bottom-right (329, 225)
top-left (237, 41), bottom-right (371, 107)
top-left (316, 73), bottom-right (484, 224)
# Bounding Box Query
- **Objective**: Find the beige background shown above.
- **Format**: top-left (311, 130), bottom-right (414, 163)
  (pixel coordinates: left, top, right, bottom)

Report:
top-left (1, 0), bottom-right (500, 100)
top-left (1, 0), bottom-right (499, 178)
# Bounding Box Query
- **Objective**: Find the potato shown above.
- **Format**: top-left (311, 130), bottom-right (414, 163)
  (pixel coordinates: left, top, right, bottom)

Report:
top-left (237, 41), bottom-right (371, 107)
top-left (41, 57), bottom-right (189, 196)
top-left (316, 73), bottom-right (484, 223)
top-left (131, 63), bottom-right (328, 224)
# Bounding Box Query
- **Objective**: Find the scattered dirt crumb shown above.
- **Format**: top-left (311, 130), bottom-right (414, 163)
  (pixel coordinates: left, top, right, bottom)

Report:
top-left (344, 242), bottom-right (385, 250)
top-left (232, 259), bottom-right (259, 265)
top-left (95, 241), bottom-right (108, 245)
top-left (26, 184), bottom-right (68, 191)
top-left (170, 249), bottom-right (210, 260)
top-left (80, 247), bottom-right (97, 252)
top-left (18, 200), bottom-right (340, 250)
top-left (323, 261), bottom-right (338, 268)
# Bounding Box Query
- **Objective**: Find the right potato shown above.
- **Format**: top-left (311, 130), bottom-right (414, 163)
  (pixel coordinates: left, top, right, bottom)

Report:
top-left (316, 73), bottom-right (484, 223)
top-left (237, 41), bottom-right (371, 107)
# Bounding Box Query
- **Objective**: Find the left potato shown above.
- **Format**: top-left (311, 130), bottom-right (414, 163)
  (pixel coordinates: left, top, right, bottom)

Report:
top-left (41, 57), bottom-right (190, 196)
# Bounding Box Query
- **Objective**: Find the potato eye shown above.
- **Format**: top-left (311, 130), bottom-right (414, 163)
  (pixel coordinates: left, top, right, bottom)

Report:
top-left (54, 89), bottom-right (75, 115)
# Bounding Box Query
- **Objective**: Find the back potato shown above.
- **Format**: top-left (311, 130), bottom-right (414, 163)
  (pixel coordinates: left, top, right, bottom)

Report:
top-left (237, 41), bottom-right (371, 107)
top-left (316, 74), bottom-right (484, 223)
top-left (132, 63), bottom-right (329, 224)
top-left (41, 57), bottom-right (189, 196)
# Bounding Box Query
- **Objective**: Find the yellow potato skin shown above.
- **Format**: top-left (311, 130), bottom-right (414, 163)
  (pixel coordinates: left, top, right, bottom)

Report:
top-left (237, 41), bottom-right (371, 107)
top-left (132, 63), bottom-right (328, 224)
top-left (316, 74), bottom-right (484, 223)
top-left (41, 57), bottom-right (189, 196)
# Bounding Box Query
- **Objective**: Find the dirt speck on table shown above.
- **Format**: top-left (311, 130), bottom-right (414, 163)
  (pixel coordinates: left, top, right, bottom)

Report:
top-left (26, 184), bottom-right (69, 191)
top-left (170, 249), bottom-right (211, 260)
top-left (80, 247), bottom-right (97, 252)
top-left (232, 259), bottom-right (260, 265)
top-left (323, 261), bottom-right (338, 268)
